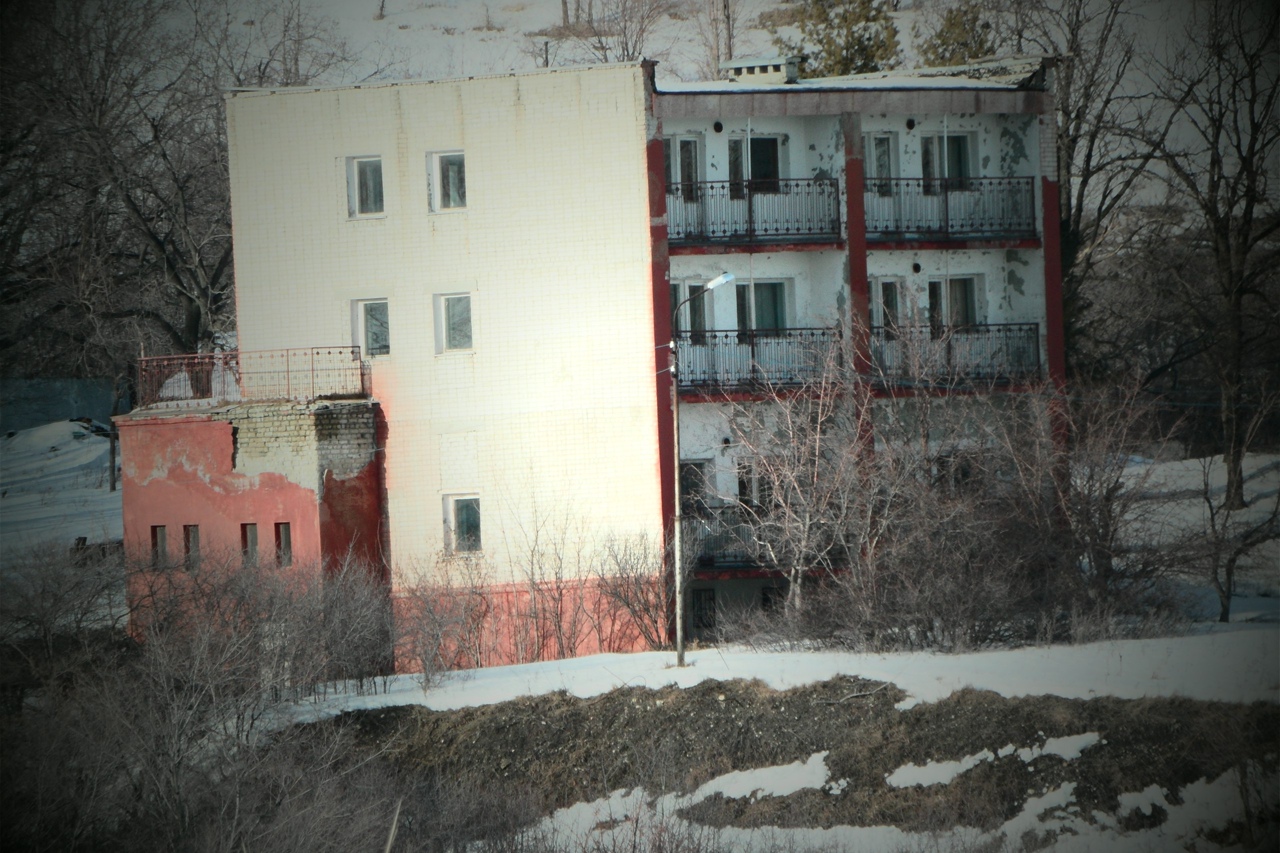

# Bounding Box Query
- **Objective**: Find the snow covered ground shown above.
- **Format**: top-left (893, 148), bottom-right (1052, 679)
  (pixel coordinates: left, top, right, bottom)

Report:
top-left (294, 623), bottom-right (1278, 851)
top-left (0, 420), bottom-right (122, 568)
top-left (3, 408), bottom-right (1276, 849)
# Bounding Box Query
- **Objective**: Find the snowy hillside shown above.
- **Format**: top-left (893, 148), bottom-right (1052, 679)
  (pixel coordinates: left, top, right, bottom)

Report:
top-left (0, 421), bottom-right (122, 567)
top-left (306, 0), bottom-right (926, 84)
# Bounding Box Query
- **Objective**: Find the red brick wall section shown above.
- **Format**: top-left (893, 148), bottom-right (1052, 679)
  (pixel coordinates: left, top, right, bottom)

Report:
top-left (117, 413), bottom-right (324, 570)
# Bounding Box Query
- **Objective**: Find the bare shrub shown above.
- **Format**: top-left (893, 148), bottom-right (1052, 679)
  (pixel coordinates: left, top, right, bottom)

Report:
top-left (0, 542), bottom-right (126, 669)
top-left (595, 534), bottom-right (671, 651)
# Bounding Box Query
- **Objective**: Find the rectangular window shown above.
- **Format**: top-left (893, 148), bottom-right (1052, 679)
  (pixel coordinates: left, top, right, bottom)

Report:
top-left (863, 133), bottom-right (897, 195)
top-left (183, 524), bottom-right (200, 568)
top-left (922, 134), bottom-right (974, 193)
top-left (347, 156), bottom-right (384, 217)
top-left (431, 151), bottom-right (466, 210)
top-left (928, 276), bottom-right (980, 336)
top-left (434, 293), bottom-right (473, 352)
top-left (671, 282), bottom-right (709, 344)
top-left (358, 299), bottom-right (390, 356)
top-left (736, 280), bottom-right (787, 338)
top-left (241, 523), bottom-right (258, 567)
top-left (691, 588), bottom-right (717, 634)
top-left (150, 525), bottom-right (167, 567)
top-left (736, 458), bottom-right (774, 511)
top-left (679, 460), bottom-right (711, 517)
top-left (875, 279), bottom-right (902, 338)
top-left (664, 137), bottom-right (699, 202)
top-left (730, 137), bottom-right (782, 197)
top-left (761, 585), bottom-right (787, 613)
top-left (445, 496), bottom-right (482, 552)
top-left (274, 522), bottom-right (292, 567)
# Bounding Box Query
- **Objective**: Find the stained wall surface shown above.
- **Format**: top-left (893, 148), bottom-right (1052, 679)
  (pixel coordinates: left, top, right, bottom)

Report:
top-left (226, 65), bottom-right (666, 585)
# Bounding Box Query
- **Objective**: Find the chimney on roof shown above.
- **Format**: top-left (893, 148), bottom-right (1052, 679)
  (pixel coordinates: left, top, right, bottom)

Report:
top-left (720, 55), bottom-right (805, 84)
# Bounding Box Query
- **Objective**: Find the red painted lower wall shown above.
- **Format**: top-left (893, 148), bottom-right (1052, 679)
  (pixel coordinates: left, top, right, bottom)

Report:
top-left (117, 414), bottom-right (324, 569)
top-left (394, 576), bottom-right (656, 672)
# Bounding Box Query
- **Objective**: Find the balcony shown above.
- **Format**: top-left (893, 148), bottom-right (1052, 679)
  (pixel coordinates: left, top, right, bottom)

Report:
top-left (137, 347), bottom-right (370, 408)
top-left (683, 508), bottom-right (760, 568)
top-left (667, 178), bottom-right (842, 246)
top-left (863, 177), bottom-right (1036, 240)
top-left (870, 323), bottom-right (1041, 383)
top-left (675, 328), bottom-right (840, 391)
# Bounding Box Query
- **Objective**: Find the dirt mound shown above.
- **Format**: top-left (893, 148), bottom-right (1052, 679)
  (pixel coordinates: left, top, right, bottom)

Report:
top-left (334, 675), bottom-right (1279, 839)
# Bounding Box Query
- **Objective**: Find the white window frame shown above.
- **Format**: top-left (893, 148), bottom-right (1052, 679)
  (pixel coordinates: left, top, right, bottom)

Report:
top-left (863, 132), bottom-right (898, 195)
top-left (433, 292), bottom-right (474, 354)
top-left (429, 151), bottom-right (467, 212)
top-left (354, 299), bottom-right (390, 357)
top-left (927, 275), bottom-right (985, 330)
top-left (728, 135), bottom-right (786, 195)
top-left (663, 135), bottom-right (701, 201)
top-left (921, 133), bottom-right (977, 186)
top-left (671, 280), bottom-right (713, 339)
top-left (443, 494), bottom-right (482, 553)
top-left (872, 277), bottom-right (905, 329)
top-left (735, 279), bottom-right (792, 334)
top-left (346, 156), bottom-right (385, 218)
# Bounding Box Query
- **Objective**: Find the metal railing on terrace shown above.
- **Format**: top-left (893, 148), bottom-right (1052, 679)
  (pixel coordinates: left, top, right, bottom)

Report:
top-left (667, 178), bottom-right (842, 246)
top-left (863, 177), bottom-right (1036, 239)
top-left (137, 347), bottom-right (370, 408)
top-left (870, 323), bottom-right (1041, 383)
top-left (683, 507), bottom-right (761, 568)
top-left (675, 328), bottom-right (840, 390)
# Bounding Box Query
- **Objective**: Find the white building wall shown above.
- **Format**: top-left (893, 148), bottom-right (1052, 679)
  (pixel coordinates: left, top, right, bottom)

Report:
top-left (227, 65), bottom-right (664, 585)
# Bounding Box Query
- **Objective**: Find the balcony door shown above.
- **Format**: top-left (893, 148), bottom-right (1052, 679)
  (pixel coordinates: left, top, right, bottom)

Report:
top-left (673, 281), bottom-right (715, 384)
top-left (736, 281), bottom-right (795, 382)
top-left (728, 136), bottom-right (783, 235)
top-left (927, 277), bottom-right (985, 375)
top-left (922, 134), bottom-right (978, 231)
top-left (865, 133), bottom-right (901, 232)
top-left (664, 136), bottom-right (704, 237)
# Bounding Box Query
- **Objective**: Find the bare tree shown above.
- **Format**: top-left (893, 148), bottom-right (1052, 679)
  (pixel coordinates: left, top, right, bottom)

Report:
top-left (1135, 0), bottom-right (1280, 510)
top-left (0, 0), bottom-right (359, 381)
top-left (970, 0), bottom-right (1174, 368)
top-left (691, 0), bottom-right (745, 80)
top-left (567, 0), bottom-right (681, 63)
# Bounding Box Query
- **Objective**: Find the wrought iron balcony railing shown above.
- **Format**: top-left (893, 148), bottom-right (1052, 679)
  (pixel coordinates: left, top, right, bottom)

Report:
top-left (682, 507), bottom-right (761, 568)
top-left (870, 323), bottom-right (1041, 382)
top-left (137, 347), bottom-right (370, 408)
top-left (667, 178), bottom-right (842, 245)
top-left (675, 328), bottom-right (840, 390)
top-left (863, 177), bottom-right (1036, 239)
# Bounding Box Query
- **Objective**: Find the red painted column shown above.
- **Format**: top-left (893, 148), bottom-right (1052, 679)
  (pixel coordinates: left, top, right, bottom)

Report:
top-left (842, 113), bottom-right (870, 375)
top-left (1040, 176), bottom-right (1067, 389)
top-left (643, 71), bottom-right (675, 564)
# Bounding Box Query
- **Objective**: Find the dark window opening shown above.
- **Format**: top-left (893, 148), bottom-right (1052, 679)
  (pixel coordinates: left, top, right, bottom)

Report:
top-left (453, 498), bottom-right (482, 552)
top-left (275, 522), bottom-right (292, 567)
top-left (691, 588), bottom-right (717, 636)
top-left (183, 525), bottom-right (200, 568)
top-left (150, 525), bottom-right (167, 568)
top-left (241, 523), bottom-right (258, 567)
top-left (679, 460), bottom-right (711, 517)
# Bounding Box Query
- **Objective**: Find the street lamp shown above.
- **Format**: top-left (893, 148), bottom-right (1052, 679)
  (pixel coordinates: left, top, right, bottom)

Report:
top-left (670, 271), bottom-right (734, 667)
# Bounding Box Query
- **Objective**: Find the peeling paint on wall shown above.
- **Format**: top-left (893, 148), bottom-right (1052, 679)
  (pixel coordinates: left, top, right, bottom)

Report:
top-left (999, 116), bottom-right (1035, 177)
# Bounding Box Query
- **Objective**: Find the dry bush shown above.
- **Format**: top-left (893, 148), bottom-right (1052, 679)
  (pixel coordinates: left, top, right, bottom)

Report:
top-left (717, 322), bottom-right (1192, 651)
top-left (595, 534), bottom-right (671, 651)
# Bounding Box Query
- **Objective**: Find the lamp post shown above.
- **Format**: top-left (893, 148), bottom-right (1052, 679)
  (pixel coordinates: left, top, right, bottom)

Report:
top-left (670, 271), bottom-right (734, 667)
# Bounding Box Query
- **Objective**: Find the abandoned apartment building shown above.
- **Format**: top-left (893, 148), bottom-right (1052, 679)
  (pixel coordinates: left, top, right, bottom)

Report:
top-left (116, 56), bottom-right (1065, 665)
